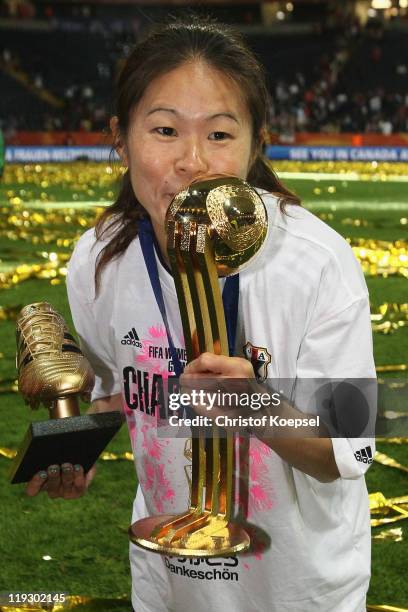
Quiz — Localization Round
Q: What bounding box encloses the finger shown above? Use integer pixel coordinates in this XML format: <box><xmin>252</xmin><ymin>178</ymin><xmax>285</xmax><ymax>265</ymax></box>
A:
<box><xmin>61</xmin><ymin>463</ymin><xmax>74</xmax><ymax>497</ymax></box>
<box><xmin>46</xmin><ymin>464</ymin><xmax>62</xmax><ymax>498</ymax></box>
<box><xmin>26</xmin><ymin>470</ymin><xmax>48</xmax><ymax>497</ymax></box>
<box><xmin>64</xmin><ymin>464</ymin><xmax>96</xmax><ymax>499</ymax></box>
<box><xmin>61</xmin><ymin>463</ymin><xmax>74</xmax><ymax>484</ymax></box>
<box><xmin>184</xmin><ymin>354</ymin><xmax>255</xmax><ymax>378</ymax></box>
<box><xmin>84</xmin><ymin>464</ymin><xmax>97</xmax><ymax>489</ymax></box>
<box><xmin>72</xmin><ymin>464</ymin><xmax>87</xmax><ymax>496</ymax></box>
<box><xmin>184</xmin><ymin>353</ymin><xmax>251</xmax><ymax>376</ymax></box>
<box><xmin>184</xmin><ymin>353</ymin><xmax>227</xmax><ymax>375</ymax></box>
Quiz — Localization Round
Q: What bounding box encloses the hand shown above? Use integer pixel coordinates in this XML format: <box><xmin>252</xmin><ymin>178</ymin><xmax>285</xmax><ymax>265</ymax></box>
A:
<box><xmin>183</xmin><ymin>353</ymin><xmax>255</xmax><ymax>379</ymax></box>
<box><xmin>181</xmin><ymin>353</ymin><xmax>255</xmax><ymax>420</ymax></box>
<box><xmin>26</xmin><ymin>463</ymin><xmax>96</xmax><ymax>499</ymax></box>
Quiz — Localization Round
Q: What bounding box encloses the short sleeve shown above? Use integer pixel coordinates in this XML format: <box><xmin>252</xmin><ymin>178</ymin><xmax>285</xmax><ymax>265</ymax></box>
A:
<box><xmin>297</xmin><ymin>297</ymin><xmax>375</xmax><ymax>379</ymax></box>
<box><xmin>331</xmin><ymin>437</ymin><xmax>375</xmax><ymax>479</ymax></box>
<box><xmin>66</xmin><ymin>238</ymin><xmax>121</xmax><ymax>401</ymax></box>
<box><xmin>296</xmin><ymin>260</ymin><xmax>376</xmax><ymax>480</ymax></box>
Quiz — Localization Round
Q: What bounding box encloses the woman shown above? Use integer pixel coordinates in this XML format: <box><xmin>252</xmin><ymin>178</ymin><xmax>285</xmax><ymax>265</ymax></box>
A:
<box><xmin>28</xmin><ymin>17</ymin><xmax>375</xmax><ymax>612</ymax></box>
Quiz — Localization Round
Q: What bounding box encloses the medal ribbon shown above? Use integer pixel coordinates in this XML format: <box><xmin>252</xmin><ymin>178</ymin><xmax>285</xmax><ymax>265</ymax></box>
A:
<box><xmin>138</xmin><ymin>217</ymin><xmax>239</xmax><ymax>377</ymax></box>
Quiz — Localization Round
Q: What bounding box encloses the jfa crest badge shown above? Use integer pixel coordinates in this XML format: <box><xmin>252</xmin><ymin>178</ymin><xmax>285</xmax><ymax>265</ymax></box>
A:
<box><xmin>243</xmin><ymin>341</ymin><xmax>271</xmax><ymax>382</ymax></box>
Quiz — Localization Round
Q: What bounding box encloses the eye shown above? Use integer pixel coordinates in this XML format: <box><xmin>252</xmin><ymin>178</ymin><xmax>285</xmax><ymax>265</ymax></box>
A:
<box><xmin>155</xmin><ymin>127</ymin><xmax>177</xmax><ymax>137</ymax></box>
<box><xmin>209</xmin><ymin>131</ymin><xmax>231</xmax><ymax>141</ymax></box>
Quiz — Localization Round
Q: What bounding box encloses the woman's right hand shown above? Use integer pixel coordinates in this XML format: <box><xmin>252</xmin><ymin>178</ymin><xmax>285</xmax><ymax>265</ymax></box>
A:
<box><xmin>26</xmin><ymin>463</ymin><xmax>96</xmax><ymax>499</ymax></box>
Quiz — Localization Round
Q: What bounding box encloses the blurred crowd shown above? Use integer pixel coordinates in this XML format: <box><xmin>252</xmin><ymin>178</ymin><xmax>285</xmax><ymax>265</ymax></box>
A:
<box><xmin>269</xmin><ymin>74</ymin><xmax>407</xmax><ymax>139</ymax></box>
<box><xmin>0</xmin><ymin>4</ymin><xmax>407</xmax><ymax>136</ymax></box>
<box><xmin>269</xmin><ymin>19</ymin><xmax>407</xmax><ymax>137</ymax></box>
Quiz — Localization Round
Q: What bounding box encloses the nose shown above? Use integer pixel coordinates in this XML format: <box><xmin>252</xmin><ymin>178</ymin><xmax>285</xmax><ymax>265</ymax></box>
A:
<box><xmin>174</xmin><ymin>137</ymin><xmax>209</xmax><ymax>179</ymax></box>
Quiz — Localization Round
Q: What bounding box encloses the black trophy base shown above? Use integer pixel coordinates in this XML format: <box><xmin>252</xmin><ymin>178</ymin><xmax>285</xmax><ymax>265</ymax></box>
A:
<box><xmin>9</xmin><ymin>411</ymin><xmax>123</xmax><ymax>484</ymax></box>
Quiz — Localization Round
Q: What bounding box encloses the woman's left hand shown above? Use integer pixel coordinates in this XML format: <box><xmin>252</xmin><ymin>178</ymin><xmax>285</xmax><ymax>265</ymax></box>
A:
<box><xmin>183</xmin><ymin>352</ymin><xmax>255</xmax><ymax>378</ymax></box>
<box><xmin>180</xmin><ymin>352</ymin><xmax>255</xmax><ymax>419</ymax></box>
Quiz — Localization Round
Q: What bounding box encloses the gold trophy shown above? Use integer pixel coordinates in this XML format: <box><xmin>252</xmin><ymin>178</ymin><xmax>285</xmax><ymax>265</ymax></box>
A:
<box><xmin>10</xmin><ymin>302</ymin><xmax>122</xmax><ymax>483</ymax></box>
<box><xmin>129</xmin><ymin>176</ymin><xmax>267</xmax><ymax>556</ymax></box>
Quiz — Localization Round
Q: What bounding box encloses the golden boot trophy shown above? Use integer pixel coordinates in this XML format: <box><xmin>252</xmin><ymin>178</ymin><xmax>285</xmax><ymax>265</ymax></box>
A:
<box><xmin>10</xmin><ymin>302</ymin><xmax>122</xmax><ymax>483</ymax></box>
<box><xmin>129</xmin><ymin>176</ymin><xmax>267</xmax><ymax>556</ymax></box>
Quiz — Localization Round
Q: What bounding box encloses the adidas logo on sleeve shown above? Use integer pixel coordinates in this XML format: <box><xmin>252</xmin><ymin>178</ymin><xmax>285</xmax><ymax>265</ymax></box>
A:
<box><xmin>121</xmin><ymin>327</ymin><xmax>142</xmax><ymax>348</ymax></box>
<box><xmin>354</xmin><ymin>446</ymin><xmax>373</xmax><ymax>464</ymax></box>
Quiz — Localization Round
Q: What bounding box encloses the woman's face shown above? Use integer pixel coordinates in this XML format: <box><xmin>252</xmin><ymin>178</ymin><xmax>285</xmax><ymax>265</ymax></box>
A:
<box><xmin>115</xmin><ymin>60</ymin><xmax>254</xmax><ymax>232</ymax></box>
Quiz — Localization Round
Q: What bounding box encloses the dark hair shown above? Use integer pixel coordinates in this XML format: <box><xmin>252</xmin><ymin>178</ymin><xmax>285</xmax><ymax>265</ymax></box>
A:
<box><xmin>95</xmin><ymin>16</ymin><xmax>300</xmax><ymax>288</ymax></box>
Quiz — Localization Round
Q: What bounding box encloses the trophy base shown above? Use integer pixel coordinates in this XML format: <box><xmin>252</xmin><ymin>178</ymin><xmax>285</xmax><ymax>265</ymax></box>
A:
<box><xmin>9</xmin><ymin>411</ymin><xmax>123</xmax><ymax>484</ymax></box>
<box><xmin>129</xmin><ymin>514</ymin><xmax>250</xmax><ymax>557</ymax></box>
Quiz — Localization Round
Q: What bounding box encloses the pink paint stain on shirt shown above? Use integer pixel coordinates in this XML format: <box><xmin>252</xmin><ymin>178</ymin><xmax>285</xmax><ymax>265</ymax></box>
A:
<box><xmin>148</xmin><ymin>324</ymin><xmax>167</xmax><ymax>339</ymax></box>
<box><xmin>235</xmin><ymin>437</ymin><xmax>275</xmax><ymax>519</ymax></box>
<box><xmin>123</xmin><ymin>405</ymin><xmax>176</xmax><ymax>509</ymax></box>
<box><xmin>122</xmin><ymin>324</ymin><xmax>178</xmax><ymax>512</ymax></box>
<box><xmin>141</xmin><ymin>422</ymin><xmax>165</xmax><ymax>460</ymax></box>
<box><xmin>241</xmin><ymin>524</ymin><xmax>270</xmax><ymax>567</ymax></box>
<box><xmin>135</xmin><ymin>324</ymin><xmax>172</xmax><ymax>380</ymax></box>
<box><xmin>122</xmin><ymin>381</ymin><xmax>159</xmax><ymax>452</ymax></box>
<box><xmin>122</xmin><ymin>394</ymin><xmax>137</xmax><ymax>448</ymax></box>
<box><xmin>248</xmin><ymin>439</ymin><xmax>274</xmax><ymax>512</ymax></box>
<box><xmin>139</xmin><ymin>417</ymin><xmax>176</xmax><ymax>509</ymax></box>
<box><xmin>139</xmin><ymin>454</ymin><xmax>175</xmax><ymax>513</ymax></box>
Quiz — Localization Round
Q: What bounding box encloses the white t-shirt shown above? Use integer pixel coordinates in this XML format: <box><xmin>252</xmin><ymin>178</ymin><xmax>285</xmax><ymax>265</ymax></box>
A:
<box><xmin>67</xmin><ymin>192</ymin><xmax>376</xmax><ymax>612</ymax></box>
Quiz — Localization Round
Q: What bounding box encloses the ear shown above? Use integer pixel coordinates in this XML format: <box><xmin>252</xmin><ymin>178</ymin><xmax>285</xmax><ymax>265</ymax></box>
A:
<box><xmin>110</xmin><ymin>116</ymin><xmax>129</xmax><ymax>167</ymax></box>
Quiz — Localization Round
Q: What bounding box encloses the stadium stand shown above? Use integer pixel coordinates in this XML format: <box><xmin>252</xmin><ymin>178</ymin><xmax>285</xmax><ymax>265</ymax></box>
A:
<box><xmin>0</xmin><ymin>6</ymin><xmax>407</xmax><ymax>135</ymax></box>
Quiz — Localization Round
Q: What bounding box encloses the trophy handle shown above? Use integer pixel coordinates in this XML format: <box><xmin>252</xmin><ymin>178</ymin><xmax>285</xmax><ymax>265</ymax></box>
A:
<box><xmin>129</xmin><ymin>220</ymin><xmax>249</xmax><ymax>556</ymax></box>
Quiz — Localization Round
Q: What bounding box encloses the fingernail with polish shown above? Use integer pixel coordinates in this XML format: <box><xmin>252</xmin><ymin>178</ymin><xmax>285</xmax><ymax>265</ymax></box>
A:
<box><xmin>48</xmin><ymin>465</ymin><xmax>60</xmax><ymax>475</ymax></box>
<box><xmin>74</xmin><ymin>464</ymin><xmax>81</xmax><ymax>472</ymax></box>
<box><xmin>61</xmin><ymin>464</ymin><xmax>73</xmax><ymax>473</ymax></box>
<box><xmin>39</xmin><ymin>471</ymin><xmax>48</xmax><ymax>479</ymax></box>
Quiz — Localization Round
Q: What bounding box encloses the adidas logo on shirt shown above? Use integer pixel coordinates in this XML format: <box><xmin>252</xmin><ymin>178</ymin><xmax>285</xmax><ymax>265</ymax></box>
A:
<box><xmin>121</xmin><ymin>327</ymin><xmax>142</xmax><ymax>348</ymax></box>
<box><xmin>354</xmin><ymin>446</ymin><xmax>373</xmax><ymax>464</ymax></box>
